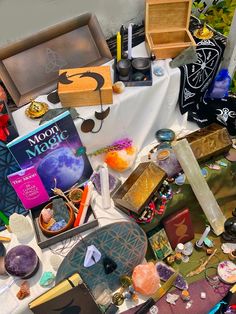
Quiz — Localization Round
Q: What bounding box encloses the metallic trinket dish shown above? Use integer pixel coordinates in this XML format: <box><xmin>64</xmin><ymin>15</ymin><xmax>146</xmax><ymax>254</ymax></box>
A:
<box><xmin>25</xmin><ymin>100</ymin><xmax>49</xmax><ymax>119</ymax></box>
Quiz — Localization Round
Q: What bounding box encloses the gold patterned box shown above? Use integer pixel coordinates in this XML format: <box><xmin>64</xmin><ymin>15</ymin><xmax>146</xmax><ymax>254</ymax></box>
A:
<box><xmin>182</xmin><ymin>124</ymin><xmax>232</xmax><ymax>162</ymax></box>
<box><xmin>113</xmin><ymin>162</ymin><xmax>166</xmax><ymax>215</ymax></box>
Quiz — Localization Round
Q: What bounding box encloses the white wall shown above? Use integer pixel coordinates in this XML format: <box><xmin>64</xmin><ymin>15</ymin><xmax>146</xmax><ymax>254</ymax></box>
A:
<box><xmin>0</xmin><ymin>0</ymin><xmax>144</xmax><ymax>46</ymax></box>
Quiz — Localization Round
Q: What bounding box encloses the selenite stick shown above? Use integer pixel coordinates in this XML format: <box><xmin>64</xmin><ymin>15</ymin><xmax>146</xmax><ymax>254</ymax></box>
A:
<box><xmin>173</xmin><ymin>139</ymin><xmax>226</xmax><ymax>235</ymax></box>
<box><xmin>79</xmin><ymin>181</ymin><xmax>93</xmax><ymax>226</ymax></box>
<box><xmin>116</xmin><ymin>32</ymin><xmax>121</xmax><ymax>62</ymax></box>
<box><xmin>196</xmin><ymin>225</ymin><xmax>211</xmax><ymax>248</ymax></box>
<box><xmin>128</xmin><ymin>23</ymin><xmax>133</xmax><ymax>60</ymax></box>
<box><xmin>100</xmin><ymin>163</ymin><xmax>111</xmax><ymax>209</ymax></box>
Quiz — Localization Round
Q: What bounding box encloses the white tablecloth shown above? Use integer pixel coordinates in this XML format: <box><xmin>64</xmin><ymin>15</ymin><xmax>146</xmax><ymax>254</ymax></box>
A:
<box><xmin>0</xmin><ymin>42</ymin><xmax>198</xmax><ymax>314</ymax></box>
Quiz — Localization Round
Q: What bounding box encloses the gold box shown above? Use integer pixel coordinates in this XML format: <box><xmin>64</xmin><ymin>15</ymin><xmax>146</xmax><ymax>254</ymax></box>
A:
<box><xmin>58</xmin><ymin>65</ymin><xmax>113</xmax><ymax>107</ymax></box>
<box><xmin>183</xmin><ymin>124</ymin><xmax>232</xmax><ymax>162</ymax></box>
<box><xmin>113</xmin><ymin>162</ymin><xmax>166</xmax><ymax>215</ymax></box>
<box><xmin>145</xmin><ymin>0</ymin><xmax>196</xmax><ymax>59</ymax></box>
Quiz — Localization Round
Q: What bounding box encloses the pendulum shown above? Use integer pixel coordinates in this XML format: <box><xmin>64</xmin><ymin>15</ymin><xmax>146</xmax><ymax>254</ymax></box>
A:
<box><xmin>112</xmin><ymin>292</ymin><xmax>125</xmax><ymax>306</ymax></box>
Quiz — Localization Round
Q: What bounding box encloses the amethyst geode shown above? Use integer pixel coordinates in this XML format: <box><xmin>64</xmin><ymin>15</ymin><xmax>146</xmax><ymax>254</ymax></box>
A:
<box><xmin>5</xmin><ymin>245</ymin><xmax>39</xmax><ymax>278</ymax></box>
<box><xmin>156</xmin><ymin>262</ymin><xmax>188</xmax><ymax>290</ymax></box>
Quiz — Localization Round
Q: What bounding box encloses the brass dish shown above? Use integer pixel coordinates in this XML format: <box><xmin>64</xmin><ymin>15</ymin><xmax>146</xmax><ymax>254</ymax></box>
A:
<box><xmin>25</xmin><ymin>100</ymin><xmax>49</xmax><ymax>119</ymax></box>
<box><xmin>193</xmin><ymin>24</ymin><xmax>214</xmax><ymax>40</ymax></box>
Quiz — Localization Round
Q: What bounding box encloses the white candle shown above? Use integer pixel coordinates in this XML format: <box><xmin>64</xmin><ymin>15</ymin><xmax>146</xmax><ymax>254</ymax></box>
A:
<box><xmin>100</xmin><ymin>163</ymin><xmax>111</xmax><ymax>209</ymax></box>
<box><xmin>173</xmin><ymin>139</ymin><xmax>226</xmax><ymax>235</ymax></box>
<box><xmin>128</xmin><ymin>23</ymin><xmax>133</xmax><ymax>60</ymax></box>
<box><xmin>197</xmin><ymin>225</ymin><xmax>211</xmax><ymax>247</ymax></box>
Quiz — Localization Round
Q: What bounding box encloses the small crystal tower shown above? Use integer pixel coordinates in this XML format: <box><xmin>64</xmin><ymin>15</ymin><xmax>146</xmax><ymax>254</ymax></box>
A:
<box><xmin>173</xmin><ymin>139</ymin><xmax>226</xmax><ymax>235</ymax></box>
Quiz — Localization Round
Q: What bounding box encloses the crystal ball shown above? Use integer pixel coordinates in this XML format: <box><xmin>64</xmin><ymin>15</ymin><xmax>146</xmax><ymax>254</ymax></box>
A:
<box><xmin>5</xmin><ymin>245</ymin><xmax>39</xmax><ymax>278</ymax></box>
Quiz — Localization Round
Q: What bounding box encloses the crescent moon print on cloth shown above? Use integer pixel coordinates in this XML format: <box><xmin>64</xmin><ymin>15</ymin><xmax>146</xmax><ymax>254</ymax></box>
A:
<box><xmin>178</xmin><ymin>16</ymin><xmax>226</xmax><ymax>114</ymax></box>
<box><xmin>58</xmin><ymin>71</ymin><xmax>110</xmax><ymax>134</ymax></box>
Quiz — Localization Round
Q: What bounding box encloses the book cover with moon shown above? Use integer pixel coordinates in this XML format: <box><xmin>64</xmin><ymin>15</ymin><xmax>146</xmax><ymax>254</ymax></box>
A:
<box><xmin>7</xmin><ymin>111</ymin><xmax>93</xmax><ymax>195</ymax></box>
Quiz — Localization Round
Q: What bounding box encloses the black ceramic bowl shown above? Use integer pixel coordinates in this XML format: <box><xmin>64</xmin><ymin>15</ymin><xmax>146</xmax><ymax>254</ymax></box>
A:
<box><xmin>117</xmin><ymin>59</ymin><xmax>131</xmax><ymax>77</ymax></box>
<box><xmin>132</xmin><ymin>58</ymin><xmax>151</xmax><ymax>73</ymax></box>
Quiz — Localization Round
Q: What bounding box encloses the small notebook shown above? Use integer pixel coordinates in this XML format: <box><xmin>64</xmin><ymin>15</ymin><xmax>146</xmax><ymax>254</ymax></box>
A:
<box><xmin>29</xmin><ymin>273</ymin><xmax>102</xmax><ymax>314</ymax></box>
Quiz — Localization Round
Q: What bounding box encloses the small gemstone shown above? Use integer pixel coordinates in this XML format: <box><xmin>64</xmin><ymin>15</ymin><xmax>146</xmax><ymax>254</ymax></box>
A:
<box><xmin>155</xmin><ymin>129</ymin><xmax>175</xmax><ymax>142</ymax></box>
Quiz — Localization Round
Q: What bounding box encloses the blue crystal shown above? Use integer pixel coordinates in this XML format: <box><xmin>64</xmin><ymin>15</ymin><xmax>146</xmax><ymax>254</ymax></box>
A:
<box><xmin>155</xmin><ymin>129</ymin><xmax>175</xmax><ymax>142</ymax></box>
<box><xmin>49</xmin><ymin>219</ymin><xmax>67</xmax><ymax>231</ymax></box>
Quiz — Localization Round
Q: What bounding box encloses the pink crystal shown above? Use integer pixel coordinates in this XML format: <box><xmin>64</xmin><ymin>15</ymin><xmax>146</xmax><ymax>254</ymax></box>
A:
<box><xmin>132</xmin><ymin>262</ymin><xmax>160</xmax><ymax>295</ymax></box>
<box><xmin>41</xmin><ymin>207</ymin><xmax>53</xmax><ymax>223</ymax></box>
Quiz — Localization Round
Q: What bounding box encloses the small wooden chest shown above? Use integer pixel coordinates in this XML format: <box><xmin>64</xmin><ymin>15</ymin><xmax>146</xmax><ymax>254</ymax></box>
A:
<box><xmin>113</xmin><ymin>162</ymin><xmax>166</xmax><ymax>215</ymax></box>
<box><xmin>58</xmin><ymin>66</ymin><xmax>113</xmax><ymax>107</ymax></box>
<box><xmin>145</xmin><ymin>0</ymin><xmax>196</xmax><ymax>59</ymax></box>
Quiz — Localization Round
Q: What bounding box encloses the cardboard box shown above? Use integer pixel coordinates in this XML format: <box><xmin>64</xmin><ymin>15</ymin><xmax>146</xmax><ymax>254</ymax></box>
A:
<box><xmin>145</xmin><ymin>0</ymin><xmax>196</xmax><ymax>59</ymax></box>
<box><xmin>58</xmin><ymin>66</ymin><xmax>113</xmax><ymax>107</ymax></box>
<box><xmin>113</xmin><ymin>162</ymin><xmax>166</xmax><ymax>215</ymax></box>
<box><xmin>183</xmin><ymin>123</ymin><xmax>232</xmax><ymax>162</ymax></box>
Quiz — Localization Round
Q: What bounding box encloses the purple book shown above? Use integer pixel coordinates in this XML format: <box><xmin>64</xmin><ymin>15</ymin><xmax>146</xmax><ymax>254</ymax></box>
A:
<box><xmin>7</xmin><ymin>111</ymin><xmax>93</xmax><ymax>196</ymax></box>
<box><xmin>8</xmin><ymin>166</ymin><xmax>49</xmax><ymax>209</ymax></box>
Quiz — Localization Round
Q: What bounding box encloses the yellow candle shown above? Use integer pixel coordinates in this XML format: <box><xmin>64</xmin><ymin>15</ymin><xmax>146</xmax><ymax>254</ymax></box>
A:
<box><xmin>116</xmin><ymin>32</ymin><xmax>121</xmax><ymax>62</ymax></box>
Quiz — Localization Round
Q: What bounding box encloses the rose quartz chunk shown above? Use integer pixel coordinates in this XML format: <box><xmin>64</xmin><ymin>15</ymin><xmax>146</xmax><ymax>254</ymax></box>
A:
<box><xmin>132</xmin><ymin>262</ymin><xmax>160</xmax><ymax>295</ymax></box>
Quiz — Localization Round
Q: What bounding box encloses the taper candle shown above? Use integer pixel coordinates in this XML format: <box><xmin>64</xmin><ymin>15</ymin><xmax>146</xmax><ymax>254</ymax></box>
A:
<box><xmin>100</xmin><ymin>163</ymin><xmax>111</xmax><ymax>209</ymax></box>
<box><xmin>128</xmin><ymin>23</ymin><xmax>133</xmax><ymax>59</ymax></box>
<box><xmin>173</xmin><ymin>139</ymin><xmax>226</xmax><ymax>235</ymax></box>
<box><xmin>79</xmin><ymin>181</ymin><xmax>93</xmax><ymax>226</ymax></box>
<box><xmin>116</xmin><ymin>32</ymin><xmax>121</xmax><ymax>62</ymax></box>
<box><xmin>120</xmin><ymin>25</ymin><xmax>124</xmax><ymax>57</ymax></box>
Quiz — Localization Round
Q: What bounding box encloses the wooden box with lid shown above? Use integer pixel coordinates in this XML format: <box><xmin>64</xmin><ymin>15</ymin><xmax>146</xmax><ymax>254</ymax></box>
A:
<box><xmin>145</xmin><ymin>0</ymin><xmax>196</xmax><ymax>59</ymax></box>
<box><xmin>58</xmin><ymin>65</ymin><xmax>113</xmax><ymax>107</ymax></box>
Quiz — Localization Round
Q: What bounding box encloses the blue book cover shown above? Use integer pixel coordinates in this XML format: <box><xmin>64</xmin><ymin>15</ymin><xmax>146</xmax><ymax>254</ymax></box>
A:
<box><xmin>7</xmin><ymin>111</ymin><xmax>93</xmax><ymax>195</ymax></box>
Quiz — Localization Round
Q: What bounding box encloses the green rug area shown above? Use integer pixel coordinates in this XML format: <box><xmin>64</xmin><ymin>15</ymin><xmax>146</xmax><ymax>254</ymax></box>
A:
<box><xmin>143</xmin><ymin>156</ymin><xmax>236</xmax><ymax>286</ymax></box>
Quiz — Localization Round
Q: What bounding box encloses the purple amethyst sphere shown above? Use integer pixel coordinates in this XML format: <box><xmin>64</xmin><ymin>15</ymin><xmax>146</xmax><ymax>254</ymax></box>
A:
<box><xmin>5</xmin><ymin>245</ymin><xmax>39</xmax><ymax>278</ymax></box>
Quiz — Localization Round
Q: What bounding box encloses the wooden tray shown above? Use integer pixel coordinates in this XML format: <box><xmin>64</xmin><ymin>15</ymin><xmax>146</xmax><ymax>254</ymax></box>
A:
<box><xmin>113</xmin><ymin>58</ymin><xmax>153</xmax><ymax>87</ymax></box>
<box><xmin>30</xmin><ymin>198</ymin><xmax>98</xmax><ymax>249</ymax></box>
<box><xmin>0</xmin><ymin>13</ymin><xmax>112</xmax><ymax>107</ymax></box>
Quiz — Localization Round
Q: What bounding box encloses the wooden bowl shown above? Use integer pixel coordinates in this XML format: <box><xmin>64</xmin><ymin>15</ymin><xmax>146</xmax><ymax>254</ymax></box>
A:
<box><xmin>68</xmin><ymin>188</ymin><xmax>83</xmax><ymax>204</ymax></box>
<box><xmin>39</xmin><ymin>202</ymin><xmax>75</xmax><ymax>237</ymax></box>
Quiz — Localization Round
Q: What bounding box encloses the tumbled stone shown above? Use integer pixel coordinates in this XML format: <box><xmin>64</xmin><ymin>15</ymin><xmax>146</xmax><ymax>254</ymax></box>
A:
<box><xmin>155</xmin><ymin>129</ymin><xmax>175</xmax><ymax>142</ymax></box>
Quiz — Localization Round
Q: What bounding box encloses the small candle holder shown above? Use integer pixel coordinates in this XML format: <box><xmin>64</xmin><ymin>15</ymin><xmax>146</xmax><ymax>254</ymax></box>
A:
<box><xmin>114</xmin><ymin>57</ymin><xmax>153</xmax><ymax>87</ymax></box>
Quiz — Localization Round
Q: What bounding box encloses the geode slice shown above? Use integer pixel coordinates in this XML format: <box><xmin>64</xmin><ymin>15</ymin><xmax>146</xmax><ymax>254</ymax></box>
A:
<box><xmin>156</xmin><ymin>261</ymin><xmax>188</xmax><ymax>290</ymax></box>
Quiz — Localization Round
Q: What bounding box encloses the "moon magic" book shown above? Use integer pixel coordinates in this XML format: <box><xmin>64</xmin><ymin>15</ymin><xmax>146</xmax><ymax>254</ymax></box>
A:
<box><xmin>7</xmin><ymin>111</ymin><xmax>93</xmax><ymax>196</ymax></box>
